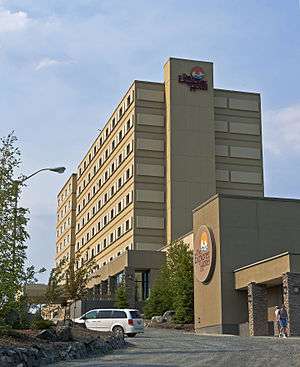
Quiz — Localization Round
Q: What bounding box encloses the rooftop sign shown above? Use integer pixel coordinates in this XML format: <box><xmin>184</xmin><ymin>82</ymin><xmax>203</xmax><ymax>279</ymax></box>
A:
<box><xmin>178</xmin><ymin>66</ymin><xmax>208</xmax><ymax>91</ymax></box>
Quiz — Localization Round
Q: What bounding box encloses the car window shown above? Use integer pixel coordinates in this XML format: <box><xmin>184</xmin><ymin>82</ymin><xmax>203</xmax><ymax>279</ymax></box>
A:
<box><xmin>112</xmin><ymin>310</ymin><xmax>127</xmax><ymax>319</ymax></box>
<box><xmin>98</xmin><ymin>310</ymin><xmax>113</xmax><ymax>319</ymax></box>
<box><xmin>129</xmin><ymin>310</ymin><xmax>141</xmax><ymax>319</ymax></box>
<box><xmin>84</xmin><ymin>310</ymin><xmax>98</xmax><ymax>319</ymax></box>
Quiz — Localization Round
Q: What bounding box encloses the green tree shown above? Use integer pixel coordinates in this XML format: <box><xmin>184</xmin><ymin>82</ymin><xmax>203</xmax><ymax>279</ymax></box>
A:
<box><xmin>167</xmin><ymin>241</ymin><xmax>194</xmax><ymax>323</ymax></box>
<box><xmin>144</xmin><ymin>241</ymin><xmax>194</xmax><ymax>323</ymax></box>
<box><xmin>115</xmin><ymin>281</ymin><xmax>129</xmax><ymax>308</ymax></box>
<box><xmin>143</xmin><ymin>265</ymin><xmax>172</xmax><ymax>319</ymax></box>
<box><xmin>46</xmin><ymin>255</ymin><xmax>96</xmax><ymax>305</ymax></box>
<box><xmin>0</xmin><ymin>132</ymin><xmax>44</xmax><ymax>323</ymax></box>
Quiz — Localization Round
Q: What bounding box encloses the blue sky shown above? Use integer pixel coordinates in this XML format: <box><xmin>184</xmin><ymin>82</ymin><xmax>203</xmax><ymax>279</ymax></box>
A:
<box><xmin>0</xmin><ymin>0</ymin><xmax>299</xmax><ymax>282</ymax></box>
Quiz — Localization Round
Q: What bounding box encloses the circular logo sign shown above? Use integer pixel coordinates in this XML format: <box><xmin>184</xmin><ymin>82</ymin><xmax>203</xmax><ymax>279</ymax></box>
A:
<box><xmin>191</xmin><ymin>66</ymin><xmax>205</xmax><ymax>80</ymax></box>
<box><xmin>194</xmin><ymin>225</ymin><xmax>216</xmax><ymax>284</ymax></box>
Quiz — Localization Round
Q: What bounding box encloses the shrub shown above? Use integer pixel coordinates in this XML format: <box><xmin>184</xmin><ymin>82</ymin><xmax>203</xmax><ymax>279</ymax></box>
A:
<box><xmin>115</xmin><ymin>282</ymin><xmax>129</xmax><ymax>309</ymax></box>
<box><xmin>143</xmin><ymin>241</ymin><xmax>194</xmax><ymax>324</ymax></box>
<box><xmin>31</xmin><ymin>319</ymin><xmax>54</xmax><ymax>330</ymax></box>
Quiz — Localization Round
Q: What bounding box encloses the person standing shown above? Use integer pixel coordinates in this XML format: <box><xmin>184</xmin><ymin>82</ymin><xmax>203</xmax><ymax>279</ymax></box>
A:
<box><xmin>279</xmin><ymin>305</ymin><xmax>288</xmax><ymax>338</ymax></box>
<box><xmin>275</xmin><ymin>306</ymin><xmax>281</xmax><ymax>337</ymax></box>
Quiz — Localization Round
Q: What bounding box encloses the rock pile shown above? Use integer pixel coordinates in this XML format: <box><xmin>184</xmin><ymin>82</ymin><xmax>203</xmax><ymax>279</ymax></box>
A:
<box><xmin>0</xmin><ymin>325</ymin><xmax>127</xmax><ymax>367</ymax></box>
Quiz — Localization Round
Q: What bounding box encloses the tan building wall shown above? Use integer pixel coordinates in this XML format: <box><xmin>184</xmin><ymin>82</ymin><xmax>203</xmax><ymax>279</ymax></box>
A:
<box><xmin>193</xmin><ymin>194</ymin><xmax>300</xmax><ymax>334</ymax></box>
<box><xmin>55</xmin><ymin>173</ymin><xmax>77</xmax><ymax>272</ymax></box>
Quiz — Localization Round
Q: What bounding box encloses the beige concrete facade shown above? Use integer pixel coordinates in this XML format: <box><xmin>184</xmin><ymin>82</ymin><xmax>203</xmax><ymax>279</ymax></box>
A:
<box><xmin>55</xmin><ymin>57</ymin><xmax>264</xmax><ymax>306</ymax></box>
<box><xmin>193</xmin><ymin>194</ymin><xmax>300</xmax><ymax>335</ymax></box>
<box><xmin>55</xmin><ymin>173</ymin><xmax>77</xmax><ymax>272</ymax></box>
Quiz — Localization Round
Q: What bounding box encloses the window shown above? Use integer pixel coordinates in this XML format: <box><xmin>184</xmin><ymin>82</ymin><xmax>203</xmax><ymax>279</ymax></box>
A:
<box><xmin>111</xmin><ymin>163</ymin><xmax>115</xmax><ymax>173</ymax></box>
<box><xmin>119</xmin><ymin>107</ymin><xmax>123</xmax><ymax>118</ymax></box>
<box><xmin>112</xmin><ymin>118</ymin><xmax>116</xmax><ymax>128</ymax></box>
<box><xmin>118</xmin><ymin>202</ymin><xmax>122</xmax><ymax>212</ymax></box>
<box><xmin>99</xmin><ymin>158</ymin><xmax>102</xmax><ymax>166</ymax></box>
<box><xmin>130</xmin><ymin>310</ymin><xmax>142</xmax><ymax>319</ymax></box>
<box><xmin>111</xmin><ymin>186</ymin><xmax>115</xmax><ymax>196</ymax></box>
<box><xmin>93</xmin><ymin>206</ymin><xmax>96</xmax><ymax>215</ymax></box>
<box><xmin>104</xmin><ymin>193</ymin><xmax>108</xmax><ymax>203</ymax></box>
<box><xmin>126</xmin><ymin>143</ymin><xmax>131</xmax><ymax>155</ymax></box>
<box><xmin>98</xmin><ymin>310</ymin><xmax>112</xmax><ymax>319</ymax></box>
<box><xmin>127</xmin><ymin>95</ymin><xmax>131</xmax><ymax>107</ymax></box>
<box><xmin>94</xmin><ymin>146</ymin><xmax>97</xmax><ymax>155</ymax></box>
<box><xmin>86</xmin><ymin>233</ymin><xmax>89</xmax><ymax>241</ymax></box>
<box><xmin>89</xmin><ymin>153</ymin><xmax>92</xmax><ymax>162</ymax></box>
<box><xmin>92</xmin><ymin>227</ymin><xmax>95</xmax><ymax>236</ymax></box>
<box><xmin>126</xmin><ymin>169</ymin><xmax>130</xmax><ymax>180</ymax></box>
<box><xmin>99</xmin><ymin>137</ymin><xmax>102</xmax><ymax>146</ymax></box>
<box><xmin>105</xmin><ymin>171</ymin><xmax>108</xmax><ymax>181</ymax></box>
<box><xmin>135</xmin><ymin>272</ymin><xmax>149</xmax><ymax>301</ymax></box>
<box><xmin>117</xmin><ymin>226</ymin><xmax>121</xmax><ymax>237</ymax></box>
<box><xmin>112</xmin><ymin>140</ymin><xmax>115</xmax><ymax>150</ymax></box>
<box><xmin>113</xmin><ymin>310</ymin><xmax>126</xmax><ymax>319</ymax></box>
<box><xmin>103</xmin><ymin>238</ymin><xmax>107</xmax><ymax>248</ymax></box>
<box><xmin>111</xmin><ymin>209</ymin><xmax>114</xmax><ymax>219</ymax></box>
<box><xmin>118</xmin><ymin>177</ymin><xmax>122</xmax><ymax>188</ymax></box>
<box><xmin>110</xmin><ymin>256</ymin><xmax>113</xmax><ymax>261</ymax></box>
<box><xmin>105</xmin><ymin>149</ymin><xmax>108</xmax><ymax>159</ymax></box>
<box><xmin>118</xmin><ymin>154</ymin><xmax>122</xmax><ymax>164</ymax></box>
<box><xmin>87</xmin><ymin>212</ymin><xmax>90</xmax><ymax>221</ymax></box>
<box><xmin>88</xmin><ymin>173</ymin><xmax>91</xmax><ymax>182</ymax></box>
<box><xmin>83</xmin><ymin>199</ymin><xmax>86</xmax><ymax>207</ymax></box>
<box><xmin>99</xmin><ymin>179</ymin><xmax>102</xmax><ymax>187</ymax></box>
<box><xmin>125</xmin><ymin>219</ymin><xmax>130</xmax><ymax>231</ymax></box>
<box><xmin>119</xmin><ymin>131</ymin><xmax>123</xmax><ymax>141</ymax></box>
<box><xmin>97</xmin><ymin>222</ymin><xmax>101</xmax><ymax>231</ymax></box>
<box><xmin>104</xmin><ymin>216</ymin><xmax>107</xmax><ymax>225</ymax></box>
<box><xmin>97</xmin><ymin>244</ymin><xmax>100</xmax><ymax>253</ymax></box>
<box><xmin>83</xmin><ymin>180</ymin><xmax>86</xmax><ymax>188</ymax></box>
<box><xmin>93</xmin><ymin>186</ymin><xmax>96</xmax><ymax>195</ymax></box>
<box><xmin>91</xmin><ymin>248</ymin><xmax>94</xmax><ymax>257</ymax></box>
<box><xmin>88</xmin><ymin>193</ymin><xmax>91</xmax><ymax>201</ymax></box>
<box><xmin>127</xmin><ymin>120</ymin><xmax>130</xmax><ymax>130</ymax></box>
<box><xmin>84</xmin><ymin>310</ymin><xmax>98</xmax><ymax>320</ymax></box>
<box><xmin>105</xmin><ymin>128</ymin><xmax>108</xmax><ymax>138</ymax></box>
<box><xmin>126</xmin><ymin>194</ymin><xmax>130</xmax><ymax>205</ymax></box>
<box><xmin>110</xmin><ymin>233</ymin><xmax>114</xmax><ymax>243</ymax></box>
<box><xmin>94</xmin><ymin>166</ymin><xmax>96</xmax><ymax>175</ymax></box>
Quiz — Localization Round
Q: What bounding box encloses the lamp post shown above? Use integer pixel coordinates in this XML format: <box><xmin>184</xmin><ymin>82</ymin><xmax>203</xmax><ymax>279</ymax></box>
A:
<box><xmin>12</xmin><ymin>166</ymin><xmax>66</xmax><ymax>272</ymax></box>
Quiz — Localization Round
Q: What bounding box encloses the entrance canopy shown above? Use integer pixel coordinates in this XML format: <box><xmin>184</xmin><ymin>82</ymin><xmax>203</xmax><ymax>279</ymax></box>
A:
<box><xmin>234</xmin><ymin>252</ymin><xmax>300</xmax><ymax>290</ymax></box>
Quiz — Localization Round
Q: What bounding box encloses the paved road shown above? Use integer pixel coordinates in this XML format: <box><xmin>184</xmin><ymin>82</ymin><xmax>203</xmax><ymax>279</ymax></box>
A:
<box><xmin>53</xmin><ymin>328</ymin><xmax>300</xmax><ymax>367</ymax></box>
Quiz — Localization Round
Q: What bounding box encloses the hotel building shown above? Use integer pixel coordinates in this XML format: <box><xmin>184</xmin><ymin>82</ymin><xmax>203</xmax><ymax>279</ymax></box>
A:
<box><xmin>55</xmin><ymin>57</ymin><xmax>266</xmax><ymax>313</ymax></box>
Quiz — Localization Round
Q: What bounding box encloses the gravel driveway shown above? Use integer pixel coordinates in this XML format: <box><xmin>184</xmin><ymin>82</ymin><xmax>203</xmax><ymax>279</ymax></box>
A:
<box><xmin>53</xmin><ymin>328</ymin><xmax>300</xmax><ymax>367</ymax></box>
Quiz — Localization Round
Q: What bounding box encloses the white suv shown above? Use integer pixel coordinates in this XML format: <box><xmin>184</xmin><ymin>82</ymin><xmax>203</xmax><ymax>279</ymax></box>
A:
<box><xmin>74</xmin><ymin>308</ymin><xmax>144</xmax><ymax>337</ymax></box>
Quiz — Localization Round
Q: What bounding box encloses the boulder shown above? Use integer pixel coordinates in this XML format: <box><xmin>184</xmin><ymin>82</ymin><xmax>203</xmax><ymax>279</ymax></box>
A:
<box><xmin>56</xmin><ymin>326</ymin><xmax>73</xmax><ymax>342</ymax></box>
<box><xmin>151</xmin><ymin>315</ymin><xmax>164</xmax><ymax>323</ymax></box>
<box><xmin>36</xmin><ymin>329</ymin><xmax>57</xmax><ymax>341</ymax></box>
<box><xmin>162</xmin><ymin>310</ymin><xmax>175</xmax><ymax>322</ymax></box>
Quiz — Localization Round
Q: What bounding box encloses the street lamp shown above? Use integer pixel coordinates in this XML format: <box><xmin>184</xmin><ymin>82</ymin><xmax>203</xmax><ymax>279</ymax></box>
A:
<box><xmin>12</xmin><ymin>166</ymin><xmax>66</xmax><ymax>272</ymax></box>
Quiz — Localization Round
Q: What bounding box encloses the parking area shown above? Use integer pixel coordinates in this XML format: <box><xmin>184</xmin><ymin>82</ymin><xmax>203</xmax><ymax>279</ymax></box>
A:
<box><xmin>53</xmin><ymin>327</ymin><xmax>300</xmax><ymax>367</ymax></box>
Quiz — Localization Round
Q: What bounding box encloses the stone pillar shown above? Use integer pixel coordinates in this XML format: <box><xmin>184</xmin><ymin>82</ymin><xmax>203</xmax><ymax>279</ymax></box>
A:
<box><xmin>282</xmin><ymin>272</ymin><xmax>300</xmax><ymax>336</ymax></box>
<box><xmin>248</xmin><ymin>282</ymin><xmax>268</xmax><ymax>336</ymax></box>
<box><xmin>100</xmin><ymin>280</ymin><xmax>108</xmax><ymax>296</ymax></box>
<box><xmin>124</xmin><ymin>267</ymin><xmax>135</xmax><ymax>308</ymax></box>
<box><xmin>108</xmin><ymin>276</ymin><xmax>116</xmax><ymax>298</ymax></box>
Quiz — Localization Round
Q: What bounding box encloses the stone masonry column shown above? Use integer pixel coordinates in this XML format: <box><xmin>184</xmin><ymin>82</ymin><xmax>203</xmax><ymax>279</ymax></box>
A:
<box><xmin>282</xmin><ymin>272</ymin><xmax>300</xmax><ymax>336</ymax></box>
<box><xmin>248</xmin><ymin>282</ymin><xmax>268</xmax><ymax>336</ymax></box>
<box><xmin>100</xmin><ymin>280</ymin><xmax>108</xmax><ymax>296</ymax></box>
<box><xmin>107</xmin><ymin>276</ymin><xmax>116</xmax><ymax>298</ymax></box>
<box><xmin>124</xmin><ymin>267</ymin><xmax>135</xmax><ymax>308</ymax></box>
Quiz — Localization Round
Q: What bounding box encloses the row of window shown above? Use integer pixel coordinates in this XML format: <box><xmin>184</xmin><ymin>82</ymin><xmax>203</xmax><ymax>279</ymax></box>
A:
<box><xmin>76</xmin><ymin>165</ymin><xmax>134</xmax><ymax>233</ymax></box>
<box><xmin>77</xmin><ymin>118</ymin><xmax>133</xmax><ymax>198</ymax></box>
<box><xmin>58</xmin><ymin>182</ymin><xmax>73</xmax><ymax>206</ymax></box>
<box><xmin>57</xmin><ymin>200</ymin><xmax>72</xmax><ymax>223</ymax></box>
<box><xmin>78</xmin><ymin>91</ymin><xmax>134</xmax><ymax>179</ymax></box>
<box><xmin>76</xmin><ymin>217</ymin><xmax>133</xmax><ymax>269</ymax></box>
<box><xmin>56</xmin><ymin>233</ymin><xmax>71</xmax><ymax>254</ymax></box>
<box><xmin>57</xmin><ymin>216</ymin><xmax>72</xmax><ymax>238</ymax></box>
<box><xmin>76</xmin><ymin>190</ymin><xmax>133</xmax><ymax>251</ymax></box>
<box><xmin>56</xmin><ymin>251</ymin><xmax>70</xmax><ymax>267</ymax></box>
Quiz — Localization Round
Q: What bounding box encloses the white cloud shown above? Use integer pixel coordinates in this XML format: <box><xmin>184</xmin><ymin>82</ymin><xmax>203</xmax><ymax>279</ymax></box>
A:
<box><xmin>35</xmin><ymin>57</ymin><xmax>73</xmax><ymax>71</ymax></box>
<box><xmin>264</xmin><ymin>104</ymin><xmax>300</xmax><ymax>155</ymax></box>
<box><xmin>0</xmin><ymin>9</ymin><xmax>29</xmax><ymax>32</ymax></box>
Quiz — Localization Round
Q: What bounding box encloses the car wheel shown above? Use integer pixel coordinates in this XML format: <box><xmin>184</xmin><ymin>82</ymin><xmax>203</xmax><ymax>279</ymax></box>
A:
<box><xmin>113</xmin><ymin>326</ymin><xmax>124</xmax><ymax>337</ymax></box>
<box><xmin>127</xmin><ymin>333</ymin><xmax>137</xmax><ymax>337</ymax></box>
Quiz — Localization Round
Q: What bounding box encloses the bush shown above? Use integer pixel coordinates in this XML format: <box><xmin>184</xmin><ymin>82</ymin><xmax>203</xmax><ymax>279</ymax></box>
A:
<box><xmin>115</xmin><ymin>282</ymin><xmax>129</xmax><ymax>308</ymax></box>
<box><xmin>143</xmin><ymin>241</ymin><xmax>194</xmax><ymax>324</ymax></box>
<box><xmin>31</xmin><ymin>319</ymin><xmax>54</xmax><ymax>330</ymax></box>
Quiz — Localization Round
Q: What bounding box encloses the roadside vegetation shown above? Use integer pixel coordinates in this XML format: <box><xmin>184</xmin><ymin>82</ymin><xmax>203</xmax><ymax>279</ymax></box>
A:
<box><xmin>0</xmin><ymin>132</ymin><xmax>45</xmax><ymax>332</ymax></box>
<box><xmin>144</xmin><ymin>241</ymin><xmax>194</xmax><ymax>324</ymax></box>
